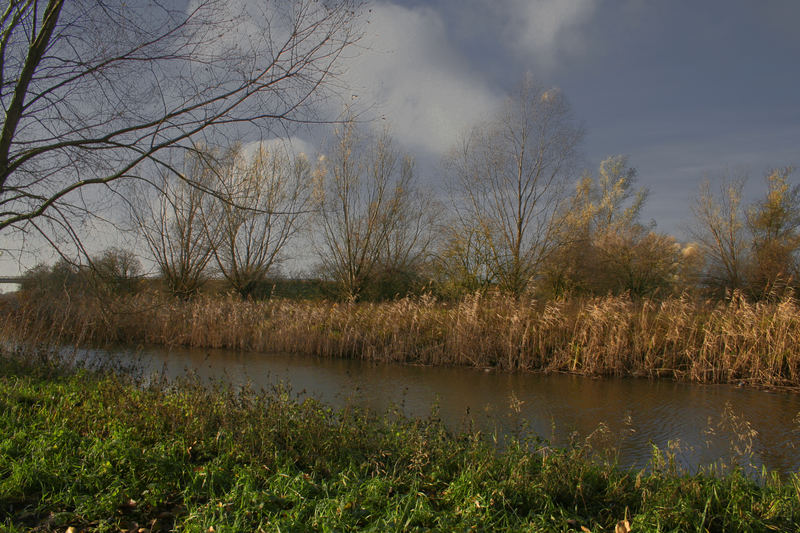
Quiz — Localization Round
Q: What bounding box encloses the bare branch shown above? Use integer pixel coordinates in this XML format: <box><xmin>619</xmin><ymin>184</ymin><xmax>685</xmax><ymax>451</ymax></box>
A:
<box><xmin>445</xmin><ymin>78</ymin><xmax>583</xmax><ymax>295</ymax></box>
<box><xmin>1</xmin><ymin>0</ymin><xmax>361</xmax><ymax>255</ymax></box>
<box><xmin>314</xmin><ymin>120</ymin><xmax>437</xmax><ymax>300</ymax></box>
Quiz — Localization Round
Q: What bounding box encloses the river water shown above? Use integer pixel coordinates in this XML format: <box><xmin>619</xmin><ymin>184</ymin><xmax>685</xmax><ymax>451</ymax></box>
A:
<box><xmin>69</xmin><ymin>345</ymin><xmax>800</xmax><ymax>476</ymax></box>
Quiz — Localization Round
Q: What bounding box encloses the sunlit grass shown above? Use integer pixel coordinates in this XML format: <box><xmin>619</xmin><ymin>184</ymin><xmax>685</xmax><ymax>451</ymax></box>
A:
<box><xmin>1</xmin><ymin>353</ymin><xmax>798</xmax><ymax>532</ymax></box>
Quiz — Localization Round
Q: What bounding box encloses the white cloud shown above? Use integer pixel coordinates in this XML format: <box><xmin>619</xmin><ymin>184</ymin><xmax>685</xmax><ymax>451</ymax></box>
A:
<box><xmin>505</xmin><ymin>0</ymin><xmax>596</xmax><ymax>66</ymax></box>
<box><xmin>184</xmin><ymin>0</ymin><xmax>502</xmax><ymax>158</ymax></box>
<box><xmin>184</xmin><ymin>0</ymin><xmax>597</xmax><ymax>159</ymax></box>
<box><xmin>240</xmin><ymin>137</ymin><xmax>316</xmax><ymax>161</ymax></box>
<box><xmin>334</xmin><ymin>1</ymin><xmax>598</xmax><ymax>155</ymax></box>
<box><xmin>339</xmin><ymin>2</ymin><xmax>501</xmax><ymax>156</ymax></box>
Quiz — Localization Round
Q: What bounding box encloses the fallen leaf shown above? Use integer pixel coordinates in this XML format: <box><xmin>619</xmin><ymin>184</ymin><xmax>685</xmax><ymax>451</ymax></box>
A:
<box><xmin>119</xmin><ymin>499</ymin><xmax>137</xmax><ymax>511</ymax></box>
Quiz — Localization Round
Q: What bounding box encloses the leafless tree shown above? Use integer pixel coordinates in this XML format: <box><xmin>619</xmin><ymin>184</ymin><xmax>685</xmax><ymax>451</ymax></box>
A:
<box><xmin>690</xmin><ymin>176</ymin><xmax>749</xmax><ymax>291</ymax></box>
<box><xmin>0</xmin><ymin>0</ymin><xmax>360</xmax><ymax>255</ymax></box>
<box><xmin>131</xmin><ymin>150</ymin><xmax>220</xmax><ymax>299</ymax></box>
<box><xmin>211</xmin><ymin>142</ymin><xmax>312</xmax><ymax>298</ymax></box>
<box><xmin>432</xmin><ymin>216</ymin><xmax>494</xmax><ymax>297</ymax></box>
<box><xmin>380</xmin><ymin>175</ymin><xmax>439</xmax><ymax>273</ymax></box>
<box><xmin>90</xmin><ymin>247</ymin><xmax>143</xmax><ymax>295</ymax></box>
<box><xmin>314</xmin><ymin>121</ymin><xmax>436</xmax><ymax>300</ymax></box>
<box><xmin>445</xmin><ymin>77</ymin><xmax>584</xmax><ymax>295</ymax></box>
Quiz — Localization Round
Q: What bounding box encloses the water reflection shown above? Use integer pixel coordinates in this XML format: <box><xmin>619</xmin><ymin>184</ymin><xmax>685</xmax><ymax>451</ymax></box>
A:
<box><xmin>71</xmin><ymin>345</ymin><xmax>800</xmax><ymax>475</ymax></box>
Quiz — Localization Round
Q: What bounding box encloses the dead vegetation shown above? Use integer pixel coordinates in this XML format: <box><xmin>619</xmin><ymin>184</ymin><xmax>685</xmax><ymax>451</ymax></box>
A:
<box><xmin>5</xmin><ymin>290</ymin><xmax>800</xmax><ymax>389</ymax></box>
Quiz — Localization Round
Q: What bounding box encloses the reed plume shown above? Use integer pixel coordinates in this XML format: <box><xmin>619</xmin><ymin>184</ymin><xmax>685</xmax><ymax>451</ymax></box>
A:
<box><xmin>3</xmin><ymin>290</ymin><xmax>799</xmax><ymax>388</ymax></box>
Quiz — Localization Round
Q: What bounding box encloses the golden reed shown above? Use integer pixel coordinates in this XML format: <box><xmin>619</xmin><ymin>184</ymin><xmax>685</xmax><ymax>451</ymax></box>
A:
<box><xmin>3</xmin><ymin>291</ymin><xmax>799</xmax><ymax>388</ymax></box>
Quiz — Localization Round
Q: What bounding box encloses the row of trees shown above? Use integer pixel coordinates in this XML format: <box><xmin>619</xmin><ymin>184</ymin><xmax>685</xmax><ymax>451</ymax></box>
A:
<box><xmin>3</xmin><ymin>2</ymin><xmax>796</xmax><ymax>302</ymax></box>
<box><xmin>692</xmin><ymin>168</ymin><xmax>800</xmax><ymax>297</ymax></box>
<box><xmin>118</xmin><ymin>117</ymin><xmax>438</xmax><ymax>300</ymax></box>
<box><xmin>130</xmin><ymin>144</ymin><xmax>313</xmax><ymax>299</ymax></box>
<box><xmin>25</xmin><ymin>81</ymin><xmax>797</xmax><ymax>302</ymax></box>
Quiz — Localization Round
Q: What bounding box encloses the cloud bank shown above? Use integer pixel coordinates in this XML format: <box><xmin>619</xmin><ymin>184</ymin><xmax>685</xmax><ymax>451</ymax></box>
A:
<box><xmin>505</xmin><ymin>0</ymin><xmax>596</xmax><ymax>65</ymax></box>
<box><xmin>336</xmin><ymin>0</ymin><xmax>598</xmax><ymax>157</ymax></box>
<box><xmin>339</xmin><ymin>2</ymin><xmax>500</xmax><ymax>156</ymax></box>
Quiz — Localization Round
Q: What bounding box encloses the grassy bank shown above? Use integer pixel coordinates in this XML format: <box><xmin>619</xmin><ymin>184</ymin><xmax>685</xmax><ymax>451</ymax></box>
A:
<box><xmin>1</xmin><ymin>353</ymin><xmax>798</xmax><ymax>532</ymax></box>
<box><xmin>4</xmin><ymin>291</ymin><xmax>800</xmax><ymax>388</ymax></box>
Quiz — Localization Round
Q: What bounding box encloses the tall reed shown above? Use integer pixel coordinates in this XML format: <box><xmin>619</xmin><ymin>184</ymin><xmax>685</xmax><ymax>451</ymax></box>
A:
<box><xmin>3</xmin><ymin>290</ymin><xmax>799</xmax><ymax>387</ymax></box>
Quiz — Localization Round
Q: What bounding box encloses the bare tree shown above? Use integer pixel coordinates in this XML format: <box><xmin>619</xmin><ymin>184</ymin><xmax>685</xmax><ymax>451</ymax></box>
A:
<box><xmin>132</xmin><ymin>151</ymin><xmax>220</xmax><ymax>299</ymax></box>
<box><xmin>211</xmin><ymin>143</ymin><xmax>312</xmax><ymax>298</ymax></box>
<box><xmin>0</xmin><ymin>0</ymin><xmax>360</xmax><ymax>253</ymax></box>
<box><xmin>446</xmin><ymin>77</ymin><xmax>584</xmax><ymax>295</ymax></box>
<box><xmin>90</xmin><ymin>247</ymin><xmax>143</xmax><ymax>296</ymax></box>
<box><xmin>538</xmin><ymin>173</ymin><xmax>595</xmax><ymax>296</ymax></box>
<box><xmin>690</xmin><ymin>176</ymin><xmax>749</xmax><ymax>291</ymax></box>
<box><xmin>379</xmin><ymin>170</ymin><xmax>439</xmax><ymax>271</ymax></box>
<box><xmin>432</xmin><ymin>216</ymin><xmax>494</xmax><ymax>297</ymax></box>
<box><xmin>314</xmin><ymin>121</ymin><xmax>436</xmax><ymax>300</ymax></box>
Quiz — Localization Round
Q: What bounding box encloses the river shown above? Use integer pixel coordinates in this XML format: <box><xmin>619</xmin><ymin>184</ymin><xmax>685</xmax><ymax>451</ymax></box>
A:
<box><xmin>67</xmin><ymin>345</ymin><xmax>800</xmax><ymax>476</ymax></box>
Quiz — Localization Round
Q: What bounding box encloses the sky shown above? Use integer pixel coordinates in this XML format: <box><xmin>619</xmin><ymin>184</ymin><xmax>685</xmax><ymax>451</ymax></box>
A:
<box><xmin>323</xmin><ymin>0</ymin><xmax>800</xmax><ymax>231</ymax></box>
<box><xmin>1</xmin><ymin>0</ymin><xmax>799</xmax><ymax>279</ymax></box>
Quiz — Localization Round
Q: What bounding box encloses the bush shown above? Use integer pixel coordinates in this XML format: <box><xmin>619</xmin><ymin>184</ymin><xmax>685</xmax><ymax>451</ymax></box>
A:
<box><xmin>19</xmin><ymin>259</ymin><xmax>88</xmax><ymax>298</ymax></box>
<box><xmin>90</xmin><ymin>248</ymin><xmax>143</xmax><ymax>296</ymax></box>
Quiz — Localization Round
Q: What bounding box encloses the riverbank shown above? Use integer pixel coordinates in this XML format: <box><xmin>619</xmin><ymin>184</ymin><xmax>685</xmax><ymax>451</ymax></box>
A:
<box><xmin>1</xmin><ymin>352</ymin><xmax>798</xmax><ymax>532</ymax></box>
<box><xmin>4</xmin><ymin>291</ymin><xmax>800</xmax><ymax>389</ymax></box>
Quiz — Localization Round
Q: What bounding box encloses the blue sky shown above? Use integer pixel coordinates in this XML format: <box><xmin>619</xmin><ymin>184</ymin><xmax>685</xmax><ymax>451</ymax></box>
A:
<box><xmin>331</xmin><ymin>0</ymin><xmax>800</xmax><ymax>233</ymax></box>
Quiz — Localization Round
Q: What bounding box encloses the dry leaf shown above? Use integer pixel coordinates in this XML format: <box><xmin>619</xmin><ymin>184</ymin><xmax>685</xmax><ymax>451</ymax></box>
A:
<box><xmin>615</xmin><ymin>519</ymin><xmax>632</xmax><ymax>533</ymax></box>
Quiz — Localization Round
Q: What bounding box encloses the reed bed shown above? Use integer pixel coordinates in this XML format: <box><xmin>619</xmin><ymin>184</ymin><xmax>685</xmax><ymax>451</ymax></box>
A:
<box><xmin>4</xmin><ymin>290</ymin><xmax>800</xmax><ymax>388</ymax></box>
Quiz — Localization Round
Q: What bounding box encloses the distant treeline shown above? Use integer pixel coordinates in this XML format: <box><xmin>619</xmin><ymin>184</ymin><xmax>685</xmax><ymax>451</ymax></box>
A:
<box><xmin>16</xmin><ymin>159</ymin><xmax>800</xmax><ymax>307</ymax></box>
<box><xmin>15</xmin><ymin>80</ymin><xmax>800</xmax><ymax>304</ymax></box>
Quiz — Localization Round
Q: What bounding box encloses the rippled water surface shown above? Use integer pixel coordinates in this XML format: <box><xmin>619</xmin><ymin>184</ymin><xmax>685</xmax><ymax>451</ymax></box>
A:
<box><xmin>72</xmin><ymin>345</ymin><xmax>800</xmax><ymax>475</ymax></box>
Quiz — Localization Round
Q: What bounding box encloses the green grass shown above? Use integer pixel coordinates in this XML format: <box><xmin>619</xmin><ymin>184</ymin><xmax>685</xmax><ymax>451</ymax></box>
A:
<box><xmin>1</xmin><ymin>352</ymin><xmax>798</xmax><ymax>532</ymax></box>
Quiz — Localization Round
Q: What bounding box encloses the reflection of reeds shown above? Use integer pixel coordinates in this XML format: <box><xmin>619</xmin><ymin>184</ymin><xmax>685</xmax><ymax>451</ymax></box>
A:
<box><xmin>4</xmin><ymin>290</ymin><xmax>800</xmax><ymax>387</ymax></box>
